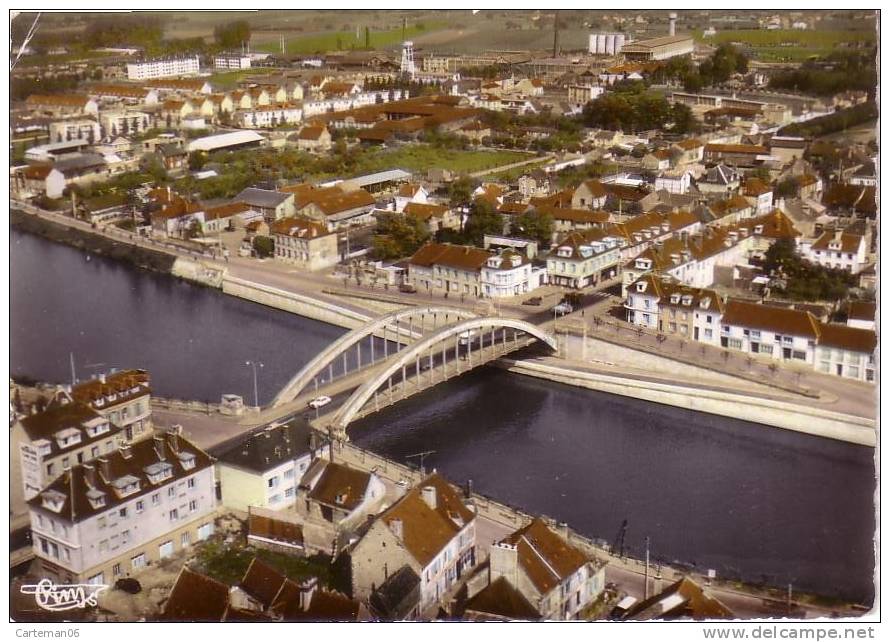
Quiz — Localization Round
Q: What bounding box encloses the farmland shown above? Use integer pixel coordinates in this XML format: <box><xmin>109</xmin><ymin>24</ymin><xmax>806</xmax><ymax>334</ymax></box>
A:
<box><xmin>696</xmin><ymin>28</ymin><xmax>875</xmax><ymax>62</ymax></box>
<box><xmin>252</xmin><ymin>21</ymin><xmax>448</xmax><ymax>55</ymax></box>
<box><xmin>335</xmin><ymin>144</ymin><xmax>534</xmax><ymax>178</ymax></box>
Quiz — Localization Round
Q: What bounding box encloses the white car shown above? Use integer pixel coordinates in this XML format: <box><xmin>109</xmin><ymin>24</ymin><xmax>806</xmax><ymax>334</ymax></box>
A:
<box><xmin>553</xmin><ymin>302</ymin><xmax>573</xmax><ymax>316</ymax></box>
<box><xmin>308</xmin><ymin>395</ymin><xmax>332</xmax><ymax>409</ymax></box>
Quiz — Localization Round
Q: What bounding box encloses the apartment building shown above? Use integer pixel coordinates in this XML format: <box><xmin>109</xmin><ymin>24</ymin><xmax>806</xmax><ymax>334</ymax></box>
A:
<box><xmin>407</xmin><ymin>243</ymin><xmax>491</xmax><ymax>298</ymax></box>
<box><xmin>547</xmin><ymin>230</ymin><xmax>621</xmax><ymax>289</ymax></box>
<box><xmin>28</xmin><ymin>429</ymin><xmax>216</xmax><ymax>585</ymax></box>
<box><xmin>48</xmin><ymin>118</ymin><xmax>101</xmax><ymax>144</ymax></box>
<box><xmin>99</xmin><ymin>109</ymin><xmax>152</xmax><ymax>138</ymax></box>
<box><xmin>271</xmin><ymin>216</ymin><xmax>339</xmax><ymax>271</ymax></box>
<box><xmin>127</xmin><ymin>55</ymin><xmax>200</xmax><ymax>80</ymax></box>
<box><xmin>350</xmin><ymin>473</ymin><xmax>476</xmax><ymax>611</ymax></box>
<box><xmin>216</xmin><ymin>420</ymin><xmax>318</xmax><ymax>513</ymax></box>
<box><xmin>624</xmin><ymin>274</ymin><xmax>724</xmax><ymax>344</ymax></box>
<box><xmin>214</xmin><ymin>53</ymin><xmax>251</xmax><ymax>70</ymax></box>
<box><xmin>70</xmin><ymin>369</ymin><xmax>153</xmax><ymax>443</ymax></box>
<box><xmin>803</xmin><ymin>230</ymin><xmax>867</xmax><ymax>274</ymax></box>
<box><xmin>481</xmin><ymin>249</ymin><xmax>547</xmax><ymax>298</ymax></box>
<box><xmin>719</xmin><ymin>300</ymin><xmax>820</xmax><ymax>365</ymax></box>
<box><xmin>814</xmin><ymin>324</ymin><xmax>876</xmax><ymax>382</ymax></box>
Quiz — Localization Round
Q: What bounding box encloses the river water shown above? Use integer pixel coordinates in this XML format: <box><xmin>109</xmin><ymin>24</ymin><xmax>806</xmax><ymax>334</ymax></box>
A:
<box><xmin>10</xmin><ymin>228</ymin><xmax>876</xmax><ymax>603</ymax></box>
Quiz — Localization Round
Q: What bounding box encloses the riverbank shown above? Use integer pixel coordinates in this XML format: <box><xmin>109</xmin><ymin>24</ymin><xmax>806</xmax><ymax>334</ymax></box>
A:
<box><xmin>11</xmin><ymin>209</ymin><xmax>177</xmax><ymax>275</ymax></box>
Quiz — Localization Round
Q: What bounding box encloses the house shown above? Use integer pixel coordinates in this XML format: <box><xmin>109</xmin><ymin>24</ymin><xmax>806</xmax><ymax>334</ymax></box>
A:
<box><xmin>803</xmin><ymin>229</ymin><xmax>867</xmax><ymax>274</ymax></box>
<box><xmin>271</xmin><ymin>216</ymin><xmax>340</xmax><ymax>271</ymax></box>
<box><xmin>822</xmin><ymin>183</ymin><xmax>876</xmax><ymax>218</ymax></box>
<box><xmin>641</xmin><ymin>149</ymin><xmax>672</xmax><ymax>172</ymax></box>
<box><xmin>159</xmin><ymin>144</ymin><xmax>188</xmax><ymax>172</ymax></box>
<box><xmin>234</xmin><ymin>187</ymin><xmax>296</xmax><ymax>223</ymax></box>
<box><xmin>202</xmin><ymin>201</ymin><xmax>263</xmax><ymax>235</ymax></box>
<box><xmin>473</xmin><ymin>183</ymin><xmax>507</xmax><ymax>208</ymax></box>
<box><xmin>403</xmin><ymin>203</ymin><xmax>461</xmax><ymax>234</ymax></box>
<box><xmin>292</xmin><ymin>125</ymin><xmax>332</xmax><ymax>152</ymax></box>
<box><xmin>394</xmin><ymin>182</ymin><xmax>429</xmax><ymax>213</ymax></box>
<box><xmin>672</xmin><ymin>138</ymin><xmax>704</xmax><ymax>165</ymax></box>
<box><xmin>159</xmin><ymin>99</ymin><xmax>195</xmax><ymax>126</ymax></box>
<box><xmin>27</xmin><ymin>428</ymin><xmax>216</xmax><ymax>585</ymax></box>
<box><xmin>846</xmin><ymin>301</ymin><xmax>876</xmax><ymax>331</ymax></box>
<box><xmin>369</xmin><ymin>566</ymin><xmax>421</xmax><ymax>621</ymax></box>
<box><xmin>481</xmin><ymin>249</ymin><xmax>547</xmax><ymax>299</ymax></box>
<box><xmin>703</xmin><ymin>194</ymin><xmax>755</xmax><ymax>226</ymax></box>
<box><xmin>293</xmin><ymin>185</ymin><xmax>377</xmax><ymax>229</ymax></box>
<box><xmin>624</xmin><ymin>274</ymin><xmax>724</xmax><ymax>344</ymax></box>
<box><xmin>547</xmin><ymin>229</ymin><xmax>622</xmax><ymax>289</ymax></box>
<box><xmin>406</xmin><ymin>243</ymin><xmax>492</xmax><ymax>298</ymax></box>
<box><xmin>44</xmin><ymin>153</ymin><xmax>110</xmax><ymax>199</ymax></box>
<box><xmin>215</xmin><ymin>420</ymin><xmax>318</xmax><ymax>513</ymax></box>
<box><xmin>571</xmin><ymin>180</ymin><xmax>608</xmax><ymax>210</ymax></box>
<box><xmin>458</xmin><ymin>121</ymin><xmax>491</xmax><ymax>143</ymax></box>
<box><xmin>655</xmin><ymin>170</ymin><xmax>693</xmax><ymax>195</ymax></box>
<box><xmin>350</xmin><ymin>473</ymin><xmax>476</xmax><ymax>611</ymax></box>
<box><xmin>537</xmin><ymin>206</ymin><xmax>609</xmax><ymax>236</ymax></box>
<box><xmin>77</xmin><ymin>193</ymin><xmax>131</xmax><ymax>227</ymax></box>
<box><xmin>149</xmin><ymin>196</ymin><xmax>204</xmax><ymax>237</ymax></box>
<box><xmin>163</xmin><ymin>566</ymin><xmax>232</xmax><ymax>622</ymax></box>
<box><xmin>697</xmin><ymin>164</ymin><xmax>742</xmax><ymax>197</ymax></box>
<box><xmin>295</xmin><ymin>459</ymin><xmax>386</xmax><ymax>555</ymax></box>
<box><xmin>463</xmin><ymin>576</ymin><xmax>541</xmax><ymax>621</ymax></box>
<box><xmin>768</xmin><ymin>136</ymin><xmax>808</xmax><ymax>164</ymax></box>
<box><xmin>742</xmin><ymin>178</ymin><xmax>773</xmax><ymax>215</ymax></box>
<box><xmin>26</xmin><ymin>94</ymin><xmax>99</xmax><ymax>118</ymax></box>
<box><xmin>719</xmin><ymin>299</ymin><xmax>820</xmax><ymax>365</ymax></box>
<box><xmin>616</xmin><ymin>577</ymin><xmax>733</xmax><ymax>620</ymax></box>
<box><xmin>703</xmin><ymin>143</ymin><xmax>769</xmax><ymax>167</ymax></box>
<box><xmin>815</xmin><ymin>324</ymin><xmax>876</xmax><ymax>382</ymax></box>
<box><xmin>479</xmin><ymin>519</ymin><xmax>606</xmax><ymax>620</ymax></box>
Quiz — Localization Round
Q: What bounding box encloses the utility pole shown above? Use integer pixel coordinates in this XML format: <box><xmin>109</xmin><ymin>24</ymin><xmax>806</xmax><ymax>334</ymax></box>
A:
<box><xmin>644</xmin><ymin>536</ymin><xmax>651</xmax><ymax>599</ymax></box>
<box><xmin>245</xmin><ymin>360</ymin><xmax>264</xmax><ymax>408</ymax></box>
<box><xmin>406</xmin><ymin>450</ymin><xmax>435</xmax><ymax>477</ymax></box>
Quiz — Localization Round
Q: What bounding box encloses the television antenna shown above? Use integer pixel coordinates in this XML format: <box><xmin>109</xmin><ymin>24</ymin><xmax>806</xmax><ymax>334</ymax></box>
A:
<box><xmin>405</xmin><ymin>450</ymin><xmax>435</xmax><ymax>476</ymax></box>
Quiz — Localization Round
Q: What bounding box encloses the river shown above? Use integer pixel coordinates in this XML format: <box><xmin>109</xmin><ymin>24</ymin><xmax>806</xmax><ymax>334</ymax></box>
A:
<box><xmin>10</xmin><ymin>228</ymin><xmax>876</xmax><ymax>603</ymax></box>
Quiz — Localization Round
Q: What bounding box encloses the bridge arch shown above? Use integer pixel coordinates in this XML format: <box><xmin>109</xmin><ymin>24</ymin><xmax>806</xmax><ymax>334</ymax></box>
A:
<box><xmin>329</xmin><ymin>317</ymin><xmax>557</xmax><ymax>432</ymax></box>
<box><xmin>270</xmin><ymin>306</ymin><xmax>477</xmax><ymax>407</ymax></box>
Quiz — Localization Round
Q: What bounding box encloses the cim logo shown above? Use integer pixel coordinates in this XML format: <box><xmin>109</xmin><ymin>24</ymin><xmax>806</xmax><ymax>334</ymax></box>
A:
<box><xmin>20</xmin><ymin>579</ymin><xmax>108</xmax><ymax>612</ymax></box>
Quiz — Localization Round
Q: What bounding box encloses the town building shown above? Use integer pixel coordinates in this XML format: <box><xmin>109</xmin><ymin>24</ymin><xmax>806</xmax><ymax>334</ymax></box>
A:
<box><xmin>547</xmin><ymin>230</ymin><xmax>621</xmax><ymax>289</ymax></box>
<box><xmin>216</xmin><ymin>420</ymin><xmax>317</xmax><ymax>513</ymax></box>
<box><xmin>271</xmin><ymin>216</ymin><xmax>340</xmax><ymax>271</ymax></box>
<box><xmin>407</xmin><ymin>242</ymin><xmax>492</xmax><ymax>298</ymax></box>
<box><xmin>48</xmin><ymin>119</ymin><xmax>101</xmax><ymax>144</ymax></box>
<box><xmin>719</xmin><ymin>299</ymin><xmax>820</xmax><ymax>365</ymax></box>
<box><xmin>403</xmin><ymin>202</ymin><xmax>461</xmax><ymax>235</ymax></box>
<box><xmin>214</xmin><ymin>53</ymin><xmax>251</xmax><ymax>70</ymax></box>
<box><xmin>615</xmin><ymin>577</ymin><xmax>733</xmax><ymax>620</ymax></box>
<box><xmin>624</xmin><ymin>274</ymin><xmax>724</xmax><ymax>344</ymax></box>
<box><xmin>234</xmin><ymin>187</ymin><xmax>296</xmax><ymax>223</ymax></box>
<box><xmin>127</xmin><ymin>55</ymin><xmax>201</xmax><ymax>80</ymax></box>
<box><xmin>28</xmin><ymin>429</ymin><xmax>216</xmax><ymax>585</ymax></box>
<box><xmin>70</xmin><ymin>370</ymin><xmax>153</xmax><ymax>443</ymax></box>
<box><xmin>620</xmin><ymin>35</ymin><xmax>694</xmax><ymax>61</ymax></box>
<box><xmin>25</xmin><ymin>94</ymin><xmax>99</xmax><ymax>118</ymax></box>
<box><xmin>478</xmin><ymin>519</ymin><xmax>606</xmax><ymax>620</ymax></box>
<box><xmin>292</xmin><ymin>124</ymin><xmax>332</xmax><ymax>152</ymax></box>
<box><xmin>186</xmin><ymin>130</ymin><xmax>265</xmax><ymax>153</ymax></box>
<box><xmin>815</xmin><ymin>324</ymin><xmax>876</xmax><ymax>382</ymax></box>
<box><xmin>846</xmin><ymin>301</ymin><xmax>876</xmax><ymax>331</ymax></box>
<box><xmin>803</xmin><ymin>229</ymin><xmax>867</xmax><ymax>274</ymax></box>
<box><xmin>350</xmin><ymin>473</ymin><xmax>476</xmax><ymax>611</ymax></box>
<box><xmin>481</xmin><ymin>249</ymin><xmax>547</xmax><ymax>299</ymax></box>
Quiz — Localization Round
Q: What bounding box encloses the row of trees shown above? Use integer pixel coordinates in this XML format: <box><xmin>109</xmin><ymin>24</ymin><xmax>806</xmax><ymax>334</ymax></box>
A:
<box><xmin>778</xmin><ymin>101</ymin><xmax>878</xmax><ymax>138</ymax></box>
<box><xmin>768</xmin><ymin>49</ymin><xmax>877</xmax><ymax>97</ymax></box>
<box><xmin>581</xmin><ymin>84</ymin><xmax>699</xmax><ymax>134</ymax></box>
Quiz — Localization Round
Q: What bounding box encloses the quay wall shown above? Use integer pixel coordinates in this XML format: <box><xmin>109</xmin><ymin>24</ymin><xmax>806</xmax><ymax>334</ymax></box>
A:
<box><xmin>494</xmin><ymin>358</ymin><xmax>876</xmax><ymax>447</ymax></box>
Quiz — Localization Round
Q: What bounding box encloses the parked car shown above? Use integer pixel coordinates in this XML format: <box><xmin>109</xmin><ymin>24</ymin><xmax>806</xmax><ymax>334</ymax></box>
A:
<box><xmin>553</xmin><ymin>302</ymin><xmax>573</xmax><ymax>316</ymax></box>
<box><xmin>308</xmin><ymin>395</ymin><xmax>332</xmax><ymax>409</ymax></box>
<box><xmin>523</xmin><ymin>296</ymin><xmax>543</xmax><ymax>306</ymax></box>
<box><xmin>399</xmin><ymin>283</ymin><xmax>417</xmax><ymax>294</ymax></box>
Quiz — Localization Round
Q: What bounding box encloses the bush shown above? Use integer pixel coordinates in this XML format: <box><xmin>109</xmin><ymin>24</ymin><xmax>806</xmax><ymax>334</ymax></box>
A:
<box><xmin>252</xmin><ymin>235</ymin><xmax>274</xmax><ymax>258</ymax></box>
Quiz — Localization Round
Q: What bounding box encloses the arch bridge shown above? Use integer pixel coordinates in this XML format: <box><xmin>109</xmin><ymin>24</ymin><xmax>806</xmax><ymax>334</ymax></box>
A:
<box><xmin>327</xmin><ymin>316</ymin><xmax>557</xmax><ymax>438</ymax></box>
<box><xmin>271</xmin><ymin>306</ymin><xmax>477</xmax><ymax>408</ymax></box>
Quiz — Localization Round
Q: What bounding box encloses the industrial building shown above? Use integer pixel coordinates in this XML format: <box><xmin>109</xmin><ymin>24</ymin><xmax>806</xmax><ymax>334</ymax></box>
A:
<box><xmin>620</xmin><ymin>35</ymin><xmax>694</xmax><ymax>61</ymax></box>
<box><xmin>589</xmin><ymin>32</ymin><xmax>627</xmax><ymax>56</ymax></box>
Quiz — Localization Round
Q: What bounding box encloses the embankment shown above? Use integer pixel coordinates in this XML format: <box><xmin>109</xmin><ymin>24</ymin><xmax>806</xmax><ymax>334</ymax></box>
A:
<box><xmin>12</xmin><ymin>209</ymin><xmax>177</xmax><ymax>274</ymax></box>
<box><xmin>494</xmin><ymin>357</ymin><xmax>876</xmax><ymax>447</ymax></box>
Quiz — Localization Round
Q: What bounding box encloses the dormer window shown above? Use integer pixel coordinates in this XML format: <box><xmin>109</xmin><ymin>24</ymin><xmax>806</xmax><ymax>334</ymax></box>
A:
<box><xmin>579</xmin><ymin>246</ymin><xmax>593</xmax><ymax>258</ymax></box>
<box><xmin>700</xmin><ymin>297</ymin><xmax>711</xmax><ymax>308</ymax></box>
<box><xmin>754</xmin><ymin>225</ymin><xmax>764</xmax><ymax>234</ymax></box>
<box><xmin>557</xmin><ymin>247</ymin><xmax>572</xmax><ymax>258</ymax></box>
<box><xmin>636</xmin><ymin>282</ymin><xmax>647</xmax><ymax>293</ymax></box>
<box><xmin>84</xmin><ymin>418</ymin><xmax>111</xmax><ymax>439</ymax></box>
<box><xmin>635</xmin><ymin>258</ymin><xmax>652</xmax><ymax>270</ymax></box>
<box><xmin>335</xmin><ymin>492</ymin><xmax>348</xmax><ymax>506</ymax></box>
<box><xmin>670</xmin><ymin>293</ymin><xmax>680</xmax><ymax>304</ymax></box>
<box><xmin>144</xmin><ymin>461</ymin><xmax>174</xmax><ymax>484</ymax></box>
<box><xmin>33</xmin><ymin>439</ymin><xmax>52</xmax><ymax>458</ymax></box>
<box><xmin>682</xmin><ymin>295</ymin><xmax>693</xmax><ymax>306</ymax></box>
<box><xmin>54</xmin><ymin>427</ymin><xmax>82</xmax><ymax>449</ymax></box>
<box><xmin>112</xmin><ymin>475</ymin><xmax>141</xmax><ymax>498</ymax></box>
<box><xmin>86</xmin><ymin>488</ymin><xmax>107</xmax><ymax>509</ymax></box>
<box><xmin>178</xmin><ymin>452</ymin><xmax>197</xmax><ymax>471</ymax></box>
<box><xmin>41</xmin><ymin>490</ymin><xmax>67</xmax><ymax>513</ymax></box>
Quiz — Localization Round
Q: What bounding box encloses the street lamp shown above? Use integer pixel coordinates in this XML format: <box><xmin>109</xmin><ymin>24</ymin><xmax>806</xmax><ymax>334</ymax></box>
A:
<box><xmin>245</xmin><ymin>360</ymin><xmax>264</xmax><ymax>408</ymax></box>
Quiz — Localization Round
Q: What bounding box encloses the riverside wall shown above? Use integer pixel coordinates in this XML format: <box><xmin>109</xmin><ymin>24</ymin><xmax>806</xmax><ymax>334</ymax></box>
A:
<box><xmin>494</xmin><ymin>358</ymin><xmax>876</xmax><ymax>447</ymax></box>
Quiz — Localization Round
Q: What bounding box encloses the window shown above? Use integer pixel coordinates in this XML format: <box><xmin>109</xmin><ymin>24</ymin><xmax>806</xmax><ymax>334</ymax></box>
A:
<box><xmin>269</xmin><ymin>494</ymin><xmax>282</xmax><ymax>504</ymax></box>
<box><xmin>169</xmin><ymin>509</ymin><xmax>179</xmax><ymax>522</ymax></box>
<box><xmin>792</xmin><ymin>350</ymin><xmax>806</xmax><ymax>361</ymax></box>
<box><xmin>285</xmin><ymin>487</ymin><xmax>295</xmax><ymax>498</ymax></box>
<box><xmin>113</xmin><ymin>563</ymin><xmax>122</xmax><ymax>577</ymax></box>
<box><xmin>98</xmin><ymin>516</ymin><xmax>107</xmax><ymax>529</ymax></box>
<box><xmin>284</xmin><ymin>469</ymin><xmax>295</xmax><ymax>479</ymax></box>
<box><xmin>46</xmin><ymin>463</ymin><xmax>55</xmax><ymax>477</ymax></box>
<box><xmin>152</xmin><ymin>493</ymin><xmax>160</xmax><ymax>506</ymax></box>
<box><xmin>728</xmin><ymin>338</ymin><xmax>743</xmax><ymax>350</ymax></box>
<box><xmin>187</xmin><ymin>478</ymin><xmax>196</xmax><ymax>489</ymax></box>
<box><xmin>189</xmin><ymin>500</ymin><xmax>198</xmax><ymax>512</ymax></box>
<box><xmin>122</xmin><ymin>529</ymin><xmax>131</xmax><ymax>544</ymax></box>
<box><xmin>181</xmin><ymin>532</ymin><xmax>191</xmax><ymax>548</ymax></box>
<box><xmin>91</xmin><ymin>446</ymin><xmax>99</xmax><ymax>459</ymax></box>
<box><xmin>197</xmin><ymin>523</ymin><xmax>214</xmax><ymax>541</ymax></box>
<box><xmin>847</xmin><ymin>366</ymin><xmax>860</xmax><ymax>379</ymax></box>
<box><xmin>62</xmin><ymin>457</ymin><xmax>70</xmax><ymax>469</ymax></box>
<box><xmin>168</xmin><ymin>487</ymin><xmax>176</xmax><ymax>498</ymax></box>
<box><xmin>131</xmin><ymin>553</ymin><xmax>146</xmax><ymax>570</ymax></box>
<box><xmin>99</xmin><ymin>539</ymin><xmax>109</xmax><ymax>553</ymax></box>
<box><xmin>268</xmin><ymin>476</ymin><xmax>279</xmax><ymax>489</ymax></box>
<box><xmin>136</xmin><ymin>500</ymin><xmax>144</xmax><ymax>514</ymax></box>
<box><xmin>159</xmin><ymin>541</ymin><xmax>174</xmax><ymax>559</ymax></box>
<box><xmin>819</xmin><ymin>361</ymin><xmax>831</xmax><ymax>373</ymax></box>
<box><xmin>119</xmin><ymin>507</ymin><xmax>127</xmax><ymax>519</ymax></box>
<box><xmin>704</xmin><ymin>329</ymin><xmax>713</xmax><ymax>339</ymax></box>
<box><xmin>87</xmin><ymin>572</ymin><xmax>104</xmax><ymax>586</ymax></box>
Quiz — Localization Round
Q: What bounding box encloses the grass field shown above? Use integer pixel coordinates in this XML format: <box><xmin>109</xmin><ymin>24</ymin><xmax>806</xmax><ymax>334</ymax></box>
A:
<box><xmin>254</xmin><ymin>21</ymin><xmax>447</xmax><ymax>55</ymax></box>
<box><xmin>207</xmin><ymin>68</ymin><xmax>278</xmax><ymax>90</ymax></box>
<box><xmin>696</xmin><ymin>28</ymin><xmax>875</xmax><ymax>62</ymax></box>
<box><xmin>347</xmin><ymin>145</ymin><xmax>532</xmax><ymax>177</ymax></box>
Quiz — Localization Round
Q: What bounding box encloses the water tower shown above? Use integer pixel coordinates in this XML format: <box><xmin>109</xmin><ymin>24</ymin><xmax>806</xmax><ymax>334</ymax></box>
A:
<box><xmin>400</xmin><ymin>41</ymin><xmax>416</xmax><ymax>80</ymax></box>
<box><xmin>669</xmin><ymin>13</ymin><xmax>678</xmax><ymax>36</ymax></box>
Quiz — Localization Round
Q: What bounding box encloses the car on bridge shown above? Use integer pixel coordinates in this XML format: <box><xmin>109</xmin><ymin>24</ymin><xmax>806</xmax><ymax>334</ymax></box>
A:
<box><xmin>308</xmin><ymin>395</ymin><xmax>332</xmax><ymax>409</ymax></box>
<box><xmin>553</xmin><ymin>302</ymin><xmax>573</xmax><ymax>316</ymax></box>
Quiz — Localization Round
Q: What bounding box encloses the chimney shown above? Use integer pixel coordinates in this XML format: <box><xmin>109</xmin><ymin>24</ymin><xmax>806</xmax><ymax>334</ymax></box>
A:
<box><xmin>669</xmin><ymin>12</ymin><xmax>677</xmax><ymax>37</ymax></box>
<box><xmin>166</xmin><ymin>427</ymin><xmax>179</xmax><ymax>453</ymax></box>
<box><xmin>97</xmin><ymin>457</ymin><xmax>111</xmax><ymax>482</ymax></box>
<box><xmin>298</xmin><ymin>577</ymin><xmax>318</xmax><ymax>612</ymax></box>
<box><xmin>421</xmin><ymin>485</ymin><xmax>437</xmax><ymax>510</ymax></box>
<box><xmin>389</xmin><ymin>518</ymin><xmax>404</xmax><ymax>540</ymax></box>
<box><xmin>83</xmin><ymin>463</ymin><xmax>97</xmax><ymax>488</ymax></box>
<box><xmin>153</xmin><ymin>435</ymin><xmax>166</xmax><ymax>461</ymax></box>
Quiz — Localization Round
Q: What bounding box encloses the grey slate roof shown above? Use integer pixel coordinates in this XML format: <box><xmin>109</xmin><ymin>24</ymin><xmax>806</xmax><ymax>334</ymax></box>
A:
<box><xmin>235</xmin><ymin>187</ymin><xmax>292</xmax><ymax>208</ymax></box>
<box><xmin>217</xmin><ymin>419</ymin><xmax>315</xmax><ymax>473</ymax></box>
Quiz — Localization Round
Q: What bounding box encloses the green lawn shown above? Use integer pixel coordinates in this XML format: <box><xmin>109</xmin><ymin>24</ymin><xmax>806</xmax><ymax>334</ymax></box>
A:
<box><xmin>254</xmin><ymin>21</ymin><xmax>446</xmax><ymax>55</ymax></box>
<box><xmin>193</xmin><ymin>537</ymin><xmax>332</xmax><ymax>587</ymax></box>
<box><xmin>695</xmin><ymin>28</ymin><xmax>875</xmax><ymax>62</ymax></box>
<box><xmin>208</xmin><ymin>68</ymin><xmax>279</xmax><ymax>90</ymax></box>
<box><xmin>341</xmin><ymin>144</ymin><xmax>533</xmax><ymax>177</ymax></box>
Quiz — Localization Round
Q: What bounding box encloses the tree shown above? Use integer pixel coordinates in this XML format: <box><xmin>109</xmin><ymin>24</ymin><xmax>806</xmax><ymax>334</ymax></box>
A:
<box><xmin>188</xmin><ymin>151</ymin><xmax>206</xmax><ymax>172</ymax></box>
<box><xmin>214</xmin><ymin>20</ymin><xmax>251</xmax><ymax>50</ymax></box>
<box><xmin>447</xmin><ymin>176</ymin><xmax>477</xmax><ymax>209</ymax></box>
<box><xmin>252</xmin><ymin>235</ymin><xmax>274</xmax><ymax>258</ymax></box>
<box><xmin>510</xmin><ymin>211</ymin><xmax>553</xmax><ymax>246</ymax></box>
<box><xmin>364</xmin><ymin>26</ymin><xmax>371</xmax><ymax>49</ymax></box>
<box><xmin>463</xmin><ymin>199</ymin><xmax>504</xmax><ymax>245</ymax></box>
<box><xmin>184</xmin><ymin>219</ymin><xmax>202</xmax><ymax>240</ymax></box>
<box><xmin>372</xmin><ymin>212</ymin><xmax>430</xmax><ymax>260</ymax></box>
